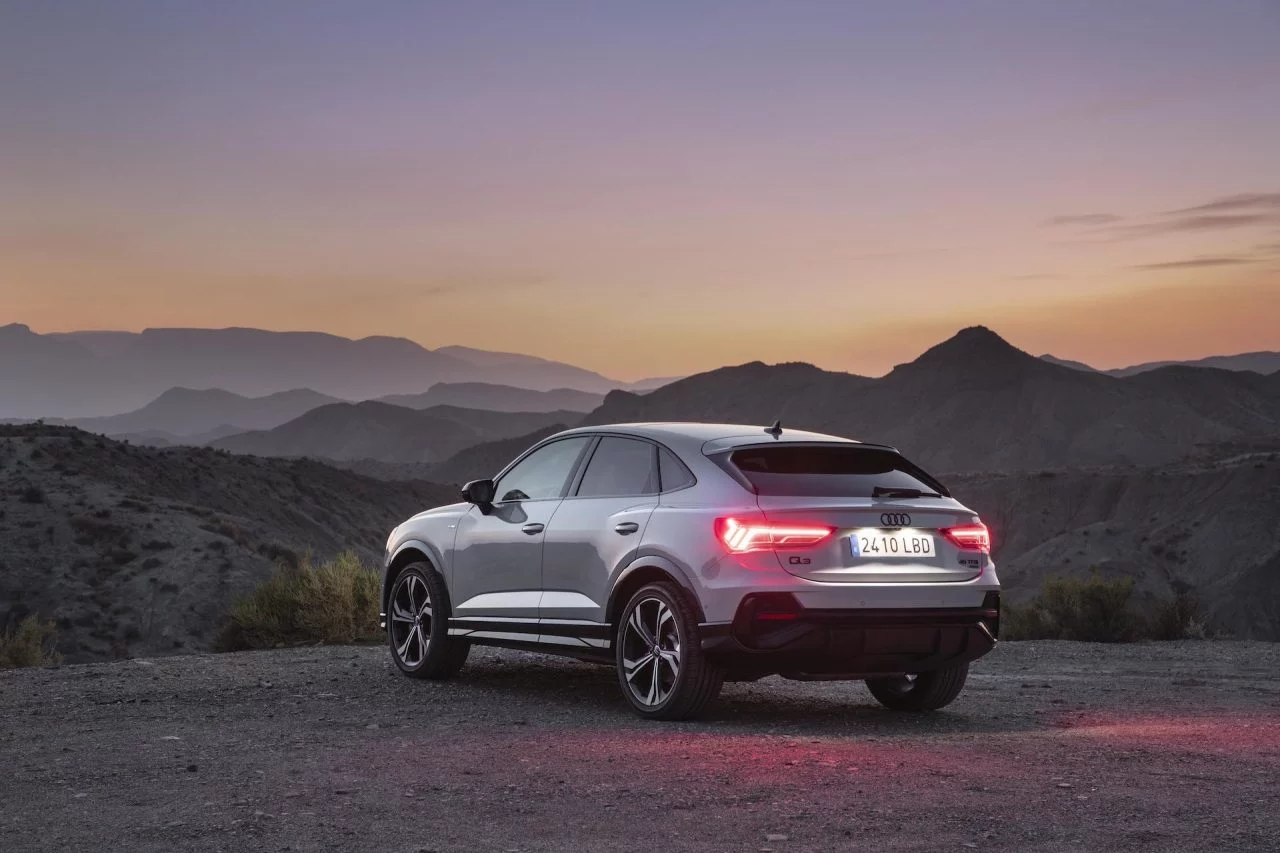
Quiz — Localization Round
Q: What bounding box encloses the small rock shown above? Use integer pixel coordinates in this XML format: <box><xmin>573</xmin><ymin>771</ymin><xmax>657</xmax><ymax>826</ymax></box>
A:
<box><xmin>258</xmin><ymin>680</ymin><xmax>273</xmax><ymax>688</ymax></box>
<box><xmin>766</xmin><ymin>834</ymin><xmax>789</xmax><ymax>842</ymax></box>
<box><xmin>1057</xmin><ymin>782</ymin><xmax>1073</xmax><ymax>788</ymax></box>
<box><xmin>365</xmin><ymin>723</ymin><xmax>380</xmax><ymax>730</ymax></box>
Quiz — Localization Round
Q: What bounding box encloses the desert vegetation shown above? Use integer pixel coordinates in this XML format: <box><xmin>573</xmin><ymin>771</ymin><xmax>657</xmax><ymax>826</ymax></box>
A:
<box><xmin>215</xmin><ymin>551</ymin><xmax>382</xmax><ymax>651</ymax></box>
<box><xmin>1003</xmin><ymin>572</ymin><xmax>1207</xmax><ymax>642</ymax></box>
<box><xmin>0</xmin><ymin>615</ymin><xmax>62</xmax><ymax>669</ymax></box>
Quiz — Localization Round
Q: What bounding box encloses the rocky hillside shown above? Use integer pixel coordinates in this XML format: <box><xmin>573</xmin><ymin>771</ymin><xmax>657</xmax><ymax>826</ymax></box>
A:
<box><xmin>0</xmin><ymin>424</ymin><xmax>455</xmax><ymax>662</ymax></box>
<box><xmin>951</xmin><ymin>444</ymin><xmax>1280</xmax><ymax>639</ymax></box>
<box><xmin>583</xmin><ymin>327</ymin><xmax>1280</xmax><ymax>472</ymax></box>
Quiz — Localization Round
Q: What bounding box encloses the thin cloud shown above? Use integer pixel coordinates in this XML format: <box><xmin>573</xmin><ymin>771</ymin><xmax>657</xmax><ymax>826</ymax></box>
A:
<box><xmin>1165</xmin><ymin>193</ymin><xmax>1280</xmax><ymax>215</ymax></box>
<box><xmin>1132</xmin><ymin>257</ymin><xmax>1255</xmax><ymax>271</ymax></box>
<box><xmin>1043</xmin><ymin>213</ymin><xmax>1122</xmax><ymax>227</ymax></box>
<box><xmin>1101</xmin><ymin>213</ymin><xmax>1280</xmax><ymax>240</ymax></box>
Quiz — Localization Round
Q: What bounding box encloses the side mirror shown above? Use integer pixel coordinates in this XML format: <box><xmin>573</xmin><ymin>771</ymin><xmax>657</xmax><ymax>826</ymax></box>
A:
<box><xmin>461</xmin><ymin>479</ymin><xmax>495</xmax><ymax>506</ymax></box>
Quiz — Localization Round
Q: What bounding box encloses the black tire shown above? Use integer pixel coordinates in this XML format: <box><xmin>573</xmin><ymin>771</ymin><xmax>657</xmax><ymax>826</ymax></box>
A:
<box><xmin>865</xmin><ymin>663</ymin><xmax>969</xmax><ymax>711</ymax></box>
<box><xmin>615</xmin><ymin>581</ymin><xmax>723</xmax><ymax>721</ymax></box>
<box><xmin>387</xmin><ymin>562</ymin><xmax>469</xmax><ymax>680</ymax></box>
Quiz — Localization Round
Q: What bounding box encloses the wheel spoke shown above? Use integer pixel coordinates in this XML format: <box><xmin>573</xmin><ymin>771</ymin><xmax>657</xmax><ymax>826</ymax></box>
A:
<box><xmin>396</xmin><ymin>625</ymin><xmax>418</xmax><ymax>661</ymax></box>
<box><xmin>628</xmin><ymin>608</ymin><xmax>655</xmax><ymax>646</ymax></box>
<box><xmin>657</xmin><ymin>648</ymin><xmax>680</xmax><ymax>680</ymax></box>
<box><xmin>645</xmin><ymin>657</ymin><xmax>662</xmax><ymax>705</ymax></box>
<box><xmin>654</xmin><ymin>603</ymin><xmax>673</xmax><ymax>638</ymax></box>
<box><xmin>391</xmin><ymin>602</ymin><xmax>415</xmax><ymax>623</ymax></box>
<box><xmin>623</xmin><ymin>653</ymin><xmax>654</xmax><ymax>683</ymax></box>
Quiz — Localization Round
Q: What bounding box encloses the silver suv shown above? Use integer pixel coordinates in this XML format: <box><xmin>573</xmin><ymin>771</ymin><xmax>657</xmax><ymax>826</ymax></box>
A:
<box><xmin>382</xmin><ymin>423</ymin><xmax>1000</xmax><ymax>720</ymax></box>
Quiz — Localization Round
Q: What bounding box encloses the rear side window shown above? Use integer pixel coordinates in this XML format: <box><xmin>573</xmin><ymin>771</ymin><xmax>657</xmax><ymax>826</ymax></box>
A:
<box><xmin>728</xmin><ymin>445</ymin><xmax>948</xmax><ymax>498</ymax></box>
<box><xmin>576</xmin><ymin>437</ymin><xmax>659</xmax><ymax>497</ymax></box>
<box><xmin>658</xmin><ymin>447</ymin><xmax>696</xmax><ymax>492</ymax></box>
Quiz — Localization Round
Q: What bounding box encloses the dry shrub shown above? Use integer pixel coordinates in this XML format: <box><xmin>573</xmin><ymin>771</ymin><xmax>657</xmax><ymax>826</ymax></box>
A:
<box><xmin>0</xmin><ymin>615</ymin><xmax>63</xmax><ymax>668</ymax></box>
<box><xmin>1004</xmin><ymin>571</ymin><xmax>1207</xmax><ymax>642</ymax></box>
<box><xmin>216</xmin><ymin>551</ymin><xmax>381</xmax><ymax>651</ymax></box>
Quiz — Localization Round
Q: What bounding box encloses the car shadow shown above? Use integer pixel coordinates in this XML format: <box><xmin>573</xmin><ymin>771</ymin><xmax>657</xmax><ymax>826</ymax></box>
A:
<box><xmin>431</xmin><ymin>653</ymin><xmax>1041</xmax><ymax>737</ymax></box>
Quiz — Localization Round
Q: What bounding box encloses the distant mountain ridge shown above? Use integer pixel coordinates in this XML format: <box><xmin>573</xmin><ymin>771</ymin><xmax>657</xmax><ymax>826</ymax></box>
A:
<box><xmin>210</xmin><ymin>401</ymin><xmax>581</xmax><ymax>463</ymax></box>
<box><xmin>376</xmin><ymin>382</ymin><xmax>603</xmax><ymax>413</ymax></box>
<box><xmin>0</xmin><ymin>323</ymin><xmax>637</xmax><ymax>418</ymax></box>
<box><xmin>1040</xmin><ymin>350</ymin><xmax>1280</xmax><ymax>376</ymax></box>
<box><xmin>68</xmin><ymin>387</ymin><xmax>342</xmax><ymax>437</ymax></box>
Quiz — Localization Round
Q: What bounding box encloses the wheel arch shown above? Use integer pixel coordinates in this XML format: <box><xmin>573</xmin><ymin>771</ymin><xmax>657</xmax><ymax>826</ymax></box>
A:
<box><xmin>383</xmin><ymin>539</ymin><xmax>445</xmax><ymax>613</ymax></box>
<box><xmin>606</xmin><ymin>557</ymin><xmax>705</xmax><ymax>628</ymax></box>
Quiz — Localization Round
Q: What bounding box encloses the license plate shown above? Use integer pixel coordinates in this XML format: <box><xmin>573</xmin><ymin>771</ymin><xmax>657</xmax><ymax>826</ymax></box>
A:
<box><xmin>850</xmin><ymin>529</ymin><xmax>935</xmax><ymax>558</ymax></box>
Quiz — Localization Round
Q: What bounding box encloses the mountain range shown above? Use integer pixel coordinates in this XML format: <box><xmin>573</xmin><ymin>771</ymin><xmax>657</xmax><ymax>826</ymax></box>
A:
<box><xmin>0</xmin><ymin>323</ymin><xmax>658</xmax><ymax>418</ymax></box>
<box><xmin>580</xmin><ymin>327</ymin><xmax>1280</xmax><ymax>472</ymax></box>
<box><xmin>210</xmin><ymin>402</ymin><xmax>581</xmax><ymax>463</ymax></box>
<box><xmin>1041</xmin><ymin>351</ymin><xmax>1280</xmax><ymax>377</ymax></box>
<box><xmin>375</xmin><ymin>381</ymin><xmax>603</xmax><ymax>413</ymax></box>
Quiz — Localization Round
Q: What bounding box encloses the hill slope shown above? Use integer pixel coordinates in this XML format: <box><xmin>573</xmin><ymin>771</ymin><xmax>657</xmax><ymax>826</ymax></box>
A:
<box><xmin>584</xmin><ymin>327</ymin><xmax>1280</xmax><ymax>472</ymax></box>
<box><xmin>210</xmin><ymin>402</ymin><xmax>577</xmax><ymax>463</ymax></box>
<box><xmin>0</xmin><ymin>424</ymin><xmax>455</xmax><ymax>661</ymax></box>
<box><xmin>377</xmin><ymin>382</ymin><xmax>602</xmax><ymax>413</ymax></box>
<box><xmin>67</xmin><ymin>387</ymin><xmax>342</xmax><ymax>437</ymax></box>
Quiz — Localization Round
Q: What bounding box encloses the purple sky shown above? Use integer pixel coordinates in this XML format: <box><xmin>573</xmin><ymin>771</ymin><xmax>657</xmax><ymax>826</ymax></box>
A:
<box><xmin>2</xmin><ymin>1</ymin><xmax>1278</xmax><ymax>378</ymax></box>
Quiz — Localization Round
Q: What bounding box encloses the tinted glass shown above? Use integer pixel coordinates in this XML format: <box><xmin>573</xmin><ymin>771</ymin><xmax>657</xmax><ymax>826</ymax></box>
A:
<box><xmin>729</xmin><ymin>446</ymin><xmax>947</xmax><ymax>498</ymax></box>
<box><xmin>658</xmin><ymin>447</ymin><xmax>696</xmax><ymax>491</ymax></box>
<box><xmin>576</xmin><ymin>437</ymin><xmax>659</xmax><ymax>497</ymax></box>
<box><xmin>494</xmin><ymin>437</ymin><xmax>590</xmax><ymax>502</ymax></box>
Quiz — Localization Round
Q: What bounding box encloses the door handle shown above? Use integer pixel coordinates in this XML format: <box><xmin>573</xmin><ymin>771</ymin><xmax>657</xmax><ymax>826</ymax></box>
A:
<box><xmin>614</xmin><ymin>522</ymin><xmax>640</xmax><ymax>535</ymax></box>
<box><xmin>521</xmin><ymin>523</ymin><xmax>545</xmax><ymax>535</ymax></box>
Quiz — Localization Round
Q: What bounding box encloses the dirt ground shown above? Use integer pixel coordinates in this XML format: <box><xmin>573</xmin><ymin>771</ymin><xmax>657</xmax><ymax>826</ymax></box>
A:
<box><xmin>2</xmin><ymin>640</ymin><xmax>1278</xmax><ymax>852</ymax></box>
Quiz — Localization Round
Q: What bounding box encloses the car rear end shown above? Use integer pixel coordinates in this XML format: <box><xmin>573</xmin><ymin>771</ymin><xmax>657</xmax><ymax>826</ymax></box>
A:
<box><xmin>685</xmin><ymin>439</ymin><xmax>1000</xmax><ymax>681</ymax></box>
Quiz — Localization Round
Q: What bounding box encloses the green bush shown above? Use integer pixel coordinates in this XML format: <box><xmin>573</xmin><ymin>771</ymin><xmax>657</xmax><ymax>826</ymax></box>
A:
<box><xmin>0</xmin><ymin>615</ymin><xmax>63</xmax><ymax>668</ymax></box>
<box><xmin>1004</xmin><ymin>571</ymin><xmax>1205</xmax><ymax>642</ymax></box>
<box><xmin>216</xmin><ymin>551</ymin><xmax>382</xmax><ymax>651</ymax></box>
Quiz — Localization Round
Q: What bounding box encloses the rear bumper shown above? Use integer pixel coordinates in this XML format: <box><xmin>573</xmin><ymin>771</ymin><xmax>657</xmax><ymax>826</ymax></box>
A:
<box><xmin>701</xmin><ymin>591</ymin><xmax>1000</xmax><ymax>678</ymax></box>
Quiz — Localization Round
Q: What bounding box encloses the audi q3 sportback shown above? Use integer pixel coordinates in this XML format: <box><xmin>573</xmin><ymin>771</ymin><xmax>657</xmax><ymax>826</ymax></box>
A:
<box><xmin>382</xmin><ymin>423</ymin><xmax>1000</xmax><ymax>720</ymax></box>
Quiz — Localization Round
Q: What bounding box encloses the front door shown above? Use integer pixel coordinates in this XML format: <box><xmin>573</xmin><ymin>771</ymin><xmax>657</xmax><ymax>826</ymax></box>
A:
<box><xmin>450</xmin><ymin>436</ymin><xmax>593</xmax><ymax>630</ymax></box>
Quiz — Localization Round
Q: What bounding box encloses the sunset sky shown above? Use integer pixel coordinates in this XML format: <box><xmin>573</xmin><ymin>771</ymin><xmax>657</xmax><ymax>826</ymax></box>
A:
<box><xmin>2</xmin><ymin>1</ymin><xmax>1278</xmax><ymax>380</ymax></box>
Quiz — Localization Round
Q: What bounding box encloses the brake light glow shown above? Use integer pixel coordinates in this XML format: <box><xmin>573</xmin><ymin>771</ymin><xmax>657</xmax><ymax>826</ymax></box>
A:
<box><xmin>715</xmin><ymin>517</ymin><xmax>834</xmax><ymax>553</ymax></box>
<box><xmin>941</xmin><ymin>522</ymin><xmax>991</xmax><ymax>553</ymax></box>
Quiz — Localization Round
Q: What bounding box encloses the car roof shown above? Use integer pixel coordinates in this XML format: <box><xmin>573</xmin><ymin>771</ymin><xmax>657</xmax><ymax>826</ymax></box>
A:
<box><xmin>551</xmin><ymin>422</ymin><xmax>887</xmax><ymax>455</ymax></box>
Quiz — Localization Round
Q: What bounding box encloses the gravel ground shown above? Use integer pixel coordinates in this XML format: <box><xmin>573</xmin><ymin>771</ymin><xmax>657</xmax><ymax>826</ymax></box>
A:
<box><xmin>2</xmin><ymin>641</ymin><xmax>1278</xmax><ymax>852</ymax></box>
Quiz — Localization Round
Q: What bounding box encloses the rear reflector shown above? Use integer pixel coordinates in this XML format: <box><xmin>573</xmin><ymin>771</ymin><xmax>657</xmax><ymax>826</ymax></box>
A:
<box><xmin>715</xmin><ymin>516</ymin><xmax>834</xmax><ymax>553</ymax></box>
<box><xmin>941</xmin><ymin>522</ymin><xmax>991</xmax><ymax>553</ymax></box>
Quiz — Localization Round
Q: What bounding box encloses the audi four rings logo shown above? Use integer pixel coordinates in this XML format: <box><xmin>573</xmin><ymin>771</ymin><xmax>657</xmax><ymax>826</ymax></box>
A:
<box><xmin>880</xmin><ymin>512</ymin><xmax>912</xmax><ymax>527</ymax></box>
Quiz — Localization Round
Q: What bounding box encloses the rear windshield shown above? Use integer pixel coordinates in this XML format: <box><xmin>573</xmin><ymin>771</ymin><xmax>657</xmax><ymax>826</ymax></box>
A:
<box><xmin>728</xmin><ymin>445</ymin><xmax>948</xmax><ymax>498</ymax></box>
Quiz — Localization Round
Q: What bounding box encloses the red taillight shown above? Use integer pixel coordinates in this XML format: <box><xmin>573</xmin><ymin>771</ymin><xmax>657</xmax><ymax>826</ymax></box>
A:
<box><xmin>715</xmin><ymin>517</ymin><xmax>834</xmax><ymax>553</ymax></box>
<box><xmin>942</xmin><ymin>522</ymin><xmax>991</xmax><ymax>553</ymax></box>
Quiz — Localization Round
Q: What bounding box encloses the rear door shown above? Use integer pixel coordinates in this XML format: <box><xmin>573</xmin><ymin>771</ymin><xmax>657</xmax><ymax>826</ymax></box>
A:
<box><xmin>540</xmin><ymin>436</ymin><xmax>660</xmax><ymax>627</ymax></box>
<box><xmin>727</xmin><ymin>443</ymin><xmax>987</xmax><ymax>584</ymax></box>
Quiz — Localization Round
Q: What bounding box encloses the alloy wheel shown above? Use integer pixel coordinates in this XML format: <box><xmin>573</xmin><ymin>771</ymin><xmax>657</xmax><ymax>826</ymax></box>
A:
<box><xmin>620</xmin><ymin>596</ymin><xmax>682</xmax><ymax>707</ymax></box>
<box><xmin>390</xmin><ymin>573</ymin><xmax>432</xmax><ymax>668</ymax></box>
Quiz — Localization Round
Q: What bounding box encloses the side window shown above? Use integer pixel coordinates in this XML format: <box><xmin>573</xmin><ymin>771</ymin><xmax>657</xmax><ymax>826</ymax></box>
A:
<box><xmin>658</xmin><ymin>446</ymin><xmax>696</xmax><ymax>492</ymax></box>
<box><xmin>575</xmin><ymin>437</ymin><xmax>659</xmax><ymax>498</ymax></box>
<box><xmin>494</xmin><ymin>437</ymin><xmax>591</xmax><ymax>503</ymax></box>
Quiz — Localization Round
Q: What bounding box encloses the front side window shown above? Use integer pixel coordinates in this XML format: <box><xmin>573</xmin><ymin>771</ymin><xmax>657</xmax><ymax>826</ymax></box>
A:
<box><xmin>494</xmin><ymin>437</ymin><xmax>591</xmax><ymax>502</ymax></box>
<box><xmin>576</xmin><ymin>437</ymin><xmax>659</xmax><ymax>498</ymax></box>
